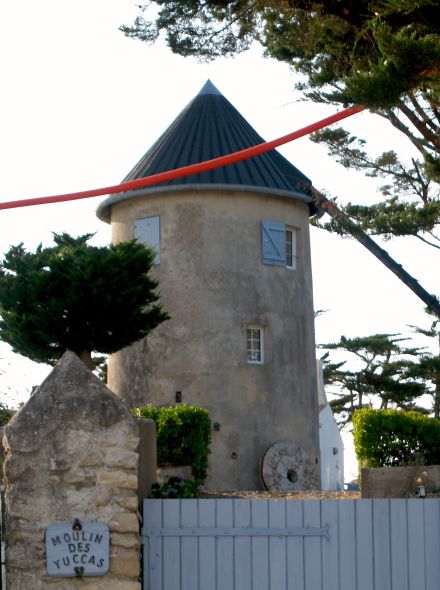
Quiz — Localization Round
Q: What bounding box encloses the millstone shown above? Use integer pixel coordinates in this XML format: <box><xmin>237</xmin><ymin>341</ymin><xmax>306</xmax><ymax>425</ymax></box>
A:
<box><xmin>260</xmin><ymin>441</ymin><xmax>320</xmax><ymax>492</ymax></box>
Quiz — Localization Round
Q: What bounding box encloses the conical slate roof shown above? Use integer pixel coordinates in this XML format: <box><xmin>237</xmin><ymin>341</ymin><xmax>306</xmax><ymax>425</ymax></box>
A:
<box><xmin>97</xmin><ymin>80</ymin><xmax>315</xmax><ymax>222</ymax></box>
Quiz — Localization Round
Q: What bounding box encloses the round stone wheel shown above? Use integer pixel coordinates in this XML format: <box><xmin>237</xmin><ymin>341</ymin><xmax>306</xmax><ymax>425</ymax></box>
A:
<box><xmin>260</xmin><ymin>441</ymin><xmax>320</xmax><ymax>492</ymax></box>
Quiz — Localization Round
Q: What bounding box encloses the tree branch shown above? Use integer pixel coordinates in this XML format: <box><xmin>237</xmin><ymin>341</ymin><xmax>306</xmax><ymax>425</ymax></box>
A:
<box><xmin>378</xmin><ymin>108</ymin><xmax>431</xmax><ymax>155</ymax></box>
<box><xmin>415</xmin><ymin>234</ymin><xmax>440</xmax><ymax>250</ymax></box>
<box><xmin>312</xmin><ymin>189</ymin><xmax>440</xmax><ymax>318</ymax></box>
<box><xmin>397</xmin><ymin>101</ymin><xmax>440</xmax><ymax>151</ymax></box>
<box><xmin>408</xmin><ymin>91</ymin><xmax>440</xmax><ymax>135</ymax></box>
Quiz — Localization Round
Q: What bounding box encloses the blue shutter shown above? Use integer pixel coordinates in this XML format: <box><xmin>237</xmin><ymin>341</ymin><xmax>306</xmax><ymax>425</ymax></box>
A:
<box><xmin>261</xmin><ymin>220</ymin><xmax>286</xmax><ymax>266</ymax></box>
<box><xmin>134</xmin><ymin>216</ymin><xmax>160</xmax><ymax>265</ymax></box>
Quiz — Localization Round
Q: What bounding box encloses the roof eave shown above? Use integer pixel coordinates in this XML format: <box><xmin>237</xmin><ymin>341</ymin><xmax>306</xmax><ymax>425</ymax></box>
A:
<box><xmin>96</xmin><ymin>184</ymin><xmax>317</xmax><ymax>223</ymax></box>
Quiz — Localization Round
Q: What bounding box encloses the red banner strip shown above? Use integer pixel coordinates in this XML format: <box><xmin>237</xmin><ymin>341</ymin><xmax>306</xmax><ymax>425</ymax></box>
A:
<box><xmin>0</xmin><ymin>105</ymin><xmax>364</xmax><ymax>211</ymax></box>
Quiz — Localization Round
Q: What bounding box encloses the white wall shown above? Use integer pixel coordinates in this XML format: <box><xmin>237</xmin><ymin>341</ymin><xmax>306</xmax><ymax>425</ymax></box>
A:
<box><xmin>317</xmin><ymin>359</ymin><xmax>344</xmax><ymax>490</ymax></box>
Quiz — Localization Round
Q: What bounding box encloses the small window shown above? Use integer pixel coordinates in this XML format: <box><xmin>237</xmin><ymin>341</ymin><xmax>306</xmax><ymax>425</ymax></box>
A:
<box><xmin>285</xmin><ymin>228</ymin><xmax>297</xmax><ymax>270</ymax></box>
<box><xmin>262</xmin><ymin>220</ymin><xmax>297</xmax><ymax>270</ymax></box>
<box><xmin>261</xmin><ymin>220</ymin><xmax>285</xmax><ymax>266</ymax></box>
<box><xmin>247</xmin><ymin>327</ymin><xmax>264</xmax><ymax>364</ymax></box>
<box><xmin>134</xmin><ymin>216</ymin><xmax>160</xmax><ymax>265</ymax></box>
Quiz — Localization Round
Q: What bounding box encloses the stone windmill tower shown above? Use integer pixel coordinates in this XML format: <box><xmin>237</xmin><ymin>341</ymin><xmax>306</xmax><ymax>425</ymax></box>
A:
<box><xmin>97</xmin><ymin>81</ymin><xmax>320</xmax><ymax>491</ymax></box>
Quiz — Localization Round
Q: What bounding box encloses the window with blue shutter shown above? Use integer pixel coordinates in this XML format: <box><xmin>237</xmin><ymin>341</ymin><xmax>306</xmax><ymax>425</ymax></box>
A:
<box><xmin>261</xmin><ymin>220</ymin><xmax>286</xmax><ymax>266</ymax></box>
<box><xmin>134</xmin><ymin>216</ymin><xmax>160</xmax><ymax>265</ymax></box>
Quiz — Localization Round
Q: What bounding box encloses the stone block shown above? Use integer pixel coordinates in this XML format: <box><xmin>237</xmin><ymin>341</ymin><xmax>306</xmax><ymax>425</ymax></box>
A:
<box><xmin>111</xmin><ymin>532</ymin><xmax>139</xmax><ymax>549</ymax></box>
<box><xmin>105</xmin><ymin>448</ymin><xmax>138</xmax><ymax>470</ymax></box>
<box><xmin>97</xmin><ymin>471</ymin><xmax>138</xmax><ymax>490</ymax></box>
<box><xmin>64</xmin><ymin>486</ymin><xmax>113</xmax><ymax>511</ymax></box>
<box><xmin>7</xmin><ymin>540</ymin><xmax>45</xmax><ymax>567</ymax></box>
<box><xmin>110</xmin><ymin>547</ymin><xmax>140</xmax><ymax>577</ymax></box>
<box><xmin>109</xmin><ymin>513</ymin><xmax>139</xmax><ymax>534</ymax></box>
<box><xmin>115</xmin><ymin>495</ymin><xmax>138</xmax><ymax>512</ymax></box>
<box><xmin>82</xmin><ymin>578</ymin><xmax>141</xmax><ymax>590</ymax></box>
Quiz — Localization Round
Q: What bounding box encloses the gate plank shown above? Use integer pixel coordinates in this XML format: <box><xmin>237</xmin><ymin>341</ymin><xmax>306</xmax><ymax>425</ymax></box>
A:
<box><xmin>390</xmin><ymin>499</ymin><xmax>408</xmax><ymax>590</ymax></box>
<box><xmin>321</xmin><ymin>500</ymin><xmax>338</xmax><ymax>590</ymax></box>
<box><xmin>251</xmin><ymin>500</ymin><xmax>269</xmax><ymax>590</ymax></box>
<box><xmin>269</xmin><ymin>500</ymin><xmax>287</xmax><ymax>589</ymax></box>
<box><xmin>286</xmin><ymin>500</ymin><xmax>305</xmax><ymax>590</ymax></box>
<box><xmin>303</xmin><ymin>501</ymin><xmax>322</xmax><ymax>590</ymax></box>
<box><xmin>424</xmin><ymin>499</ymin><xmax>440</xmax><ymax>590</ymax></box>
<box><xmin>163</xmin><ymin>499</ymin><xmax>181</xmax><ymax>590</ymax></box>
<box><xmin>198</xmin><ymin>499</ymin><xmax>216</xmax><ymax>590</ymax></box>
<box><xmin>407</xmin><ymin>499</ymin><xmax>426</xmax><ymax>590</ymax></box>
<box><xmin>423</xmin><ymin>498</ymin><xmax>440</xmax><ymax>590</ymax></box>
<box><xmin>234</xmin><ymin>499</ymin><xmax>252</xmax><ymax>590</ymax></box>
<box><xmin>216</xmin><ymin>500</ymin><xmax>234</xmax><ymax>589</ymax></box>
<box><xmin>373</xmin><ymin>499</ymin><xmax>391</xmax><ymax>590</ymax></box>
<box><xmin>355</xmin><ymin>500</ymin><xmax>373</xmax><ymax>590</ymax></box>
<box><xmin>143</xmin><ymin>499</ymin><xmax>163</xmax><ymax>590</ymax></box>
<box><xmin>339</xmin><ymin>500</ymin><xmax>356</xmax><ymax>590</ymax></box>
<box><xmin>181</xmin><ymin>500</ymin><xmax>198</xmax><ymax>590</ymax></box>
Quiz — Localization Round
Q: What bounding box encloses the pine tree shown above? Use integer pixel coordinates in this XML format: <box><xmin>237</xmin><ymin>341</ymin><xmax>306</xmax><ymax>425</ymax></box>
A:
<box><xmin>320</xmin><ymin>334</ymin><xmax>426</xmax><ymax>426</ymax></box>
<box><xmin>0</xmin><ymin>233</ymin><xmax>169</xmax><ymax>367</ymax></box>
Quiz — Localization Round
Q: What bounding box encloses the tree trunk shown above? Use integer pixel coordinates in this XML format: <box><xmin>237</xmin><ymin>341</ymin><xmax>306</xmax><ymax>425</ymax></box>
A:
<box><xmin>312</xmin><ymin>190</ymin><xmax>440</xmax><ymax>319</ymax></box>
<box><xmin>434</xmin><ymin>380</ymin><xmax>440</xmax><ymax>418</ymax></box>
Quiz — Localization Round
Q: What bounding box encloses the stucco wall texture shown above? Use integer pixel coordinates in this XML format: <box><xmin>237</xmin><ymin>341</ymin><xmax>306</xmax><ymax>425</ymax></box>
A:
<box><xmin>108</xmin><ymin>188</ymin><xmax>320</xmax><ymax>490</ymax></box>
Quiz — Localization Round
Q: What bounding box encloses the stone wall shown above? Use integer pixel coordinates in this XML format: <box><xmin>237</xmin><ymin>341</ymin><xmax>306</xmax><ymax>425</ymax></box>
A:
<box><xmin>361</xmin><ymin>466</ymin><xmax>440</xmax><ymax>498</ymax></box>
<box><xmin>3</xmin><ymin>351</ymin><xmax>141</xmax><ymax>589</ymax></box>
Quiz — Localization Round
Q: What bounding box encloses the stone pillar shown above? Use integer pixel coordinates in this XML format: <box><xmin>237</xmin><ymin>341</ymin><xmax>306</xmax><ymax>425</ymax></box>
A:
<box><xmin>137</xmin><ymin>418</ymin><xmax>157</xmax><ymax>510</ymax></box>
<box><xmin>3</xmin><ymin>351</ymin><xmax>141</xmax><ymax>589</ymax></box>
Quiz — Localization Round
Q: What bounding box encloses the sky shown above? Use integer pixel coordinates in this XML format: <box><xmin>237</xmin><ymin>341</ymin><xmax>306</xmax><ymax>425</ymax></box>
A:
<box><xmin>1</xmin><ymin>0</ymin><xmax>439</xmax><ymax>479</ymax></box>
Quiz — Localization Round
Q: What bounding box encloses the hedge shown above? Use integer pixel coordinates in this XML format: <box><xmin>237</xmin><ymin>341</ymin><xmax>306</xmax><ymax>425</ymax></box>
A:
<box><xmin>133</xmin><ymin>404</ymin><xmax>211</xmax><ymax>482</ymax></box>
<box><xmin>353</xmin><ymin>408</ymin><xmax>440</xmax><ymax>467</ymax></box>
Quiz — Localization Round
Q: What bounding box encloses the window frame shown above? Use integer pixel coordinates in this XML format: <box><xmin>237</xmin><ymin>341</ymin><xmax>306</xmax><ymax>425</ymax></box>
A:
<box><xmin>246</xmin><ymin>326</ymin><xmax>264</xmax><ymax>365</ymax></box>
<box><xmin>134</xmin><ymin>215</ymin><xmax>160</xmax><ymax>266</ymax></box>
<box><xmin>261</xmin><ymin>220</ymin><xmax>297</xmax><ymax>270</ymax></box>
<box><xmin>285</xmin><ymin>227</ymin><xmax>297</xmax><ymax>270</ymax></box>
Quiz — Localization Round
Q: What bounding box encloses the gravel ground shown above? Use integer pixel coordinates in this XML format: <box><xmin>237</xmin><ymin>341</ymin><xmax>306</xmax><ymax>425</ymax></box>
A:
<box><xmin>201</xmin><ymin>490</ymin><xmax>360</xmax><ymax>500</ymax></box>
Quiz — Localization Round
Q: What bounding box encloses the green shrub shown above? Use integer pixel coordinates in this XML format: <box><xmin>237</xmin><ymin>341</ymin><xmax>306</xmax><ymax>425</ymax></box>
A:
<box><xmin>149</xmin><ymin>475</ymin><xmax>203</xmax><ymax>499</ymax></box>
<box><xmin>353</xmin><ymin>408</ymin><xmax>440</xmax><ymax>467</ymax></box>
<box><xmin>133</xmin><ymin>404</ymin><xmax>211</xmax><ymax>482</ymax></box>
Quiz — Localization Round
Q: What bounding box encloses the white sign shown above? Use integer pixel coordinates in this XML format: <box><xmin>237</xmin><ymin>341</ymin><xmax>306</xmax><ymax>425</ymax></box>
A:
<box><xmin>45</xmin><ymin>521</ymin><xmax>109</xmax><ymax>577</ymax></box>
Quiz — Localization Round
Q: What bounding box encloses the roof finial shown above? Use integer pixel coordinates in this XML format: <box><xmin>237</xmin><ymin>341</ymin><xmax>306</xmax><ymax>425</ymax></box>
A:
<box><xmin>198</xmin><ymin>80</ymin><xmax>221</xmax><ymax>96</ymax></box>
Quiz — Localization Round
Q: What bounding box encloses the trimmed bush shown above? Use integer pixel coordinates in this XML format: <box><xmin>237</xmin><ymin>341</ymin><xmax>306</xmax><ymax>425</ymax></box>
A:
<box><xmin>353</xmin><ymin>408</ymin><xmax>440</xmax><ymax>467</ymax></box>
<box><xmin>133</xmin><ymin>404</ymin><xmax>211</xmax><ymax>482</ymax></box>
<box><xmin>150</xmin><ymin>475</ymin><xmax>203</xmax><ymax>499</ymax></box>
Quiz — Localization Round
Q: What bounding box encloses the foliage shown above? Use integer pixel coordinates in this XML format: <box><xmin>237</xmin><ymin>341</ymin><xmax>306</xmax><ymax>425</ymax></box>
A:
<box><xmin>353</xmin><ymin>407</ymin><xmax>440</xmax><ymax>467</ymax></box>
<box><xmin>122</xmin><ymin>1</ymin><xmax>440</xmax><ymax>109</ymax></box>
<box><xmin>321</xmin><ymin>333</ymin><xmax>426</xmax><ymax>427</ymax></box>
<box><xmin>0</xmin><ymin>233</ymin><xmax>169</xmax><ymax>367</ymax></box>
<box><xmin>133</xmin><ymin>404</ymin><xmax>211</xmax><ymax>482</ymax></box>
<box><xmin>123</xmin><ymin>1</ymin><xmax>440</xmax><ymax>316</ymax></box>
<box><xmin>407</xmin><ymin>314</ymin><xmax>440</xmax><ymax>417</ymax></box>
<box><xmin>149</xmin><ymin>474</ymin><xmax>203</xmax><ymax>499</ymax></box>
<box><xmin>310</xmin><ymin>127</ymin><xmax>440</xmax><ymax>249</ymax></box>
<box><xmin>0</xmin><ymin>402</ymin><xmax>14</xmax><ymax>426</ymax></box>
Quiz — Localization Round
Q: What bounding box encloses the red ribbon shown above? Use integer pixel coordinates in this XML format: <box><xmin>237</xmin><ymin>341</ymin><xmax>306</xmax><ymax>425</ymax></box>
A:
<box><xmin>0</xmin><ymin>105</ymin><xmax>364</xmax><ymax>211</ymax></box>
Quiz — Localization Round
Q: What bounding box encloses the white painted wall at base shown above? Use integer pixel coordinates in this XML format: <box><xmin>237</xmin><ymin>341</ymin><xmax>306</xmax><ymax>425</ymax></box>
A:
<box><xmin>317</xmin><ymin>359</ymin><xmax>344</xmax><ymax>490</ymax></box>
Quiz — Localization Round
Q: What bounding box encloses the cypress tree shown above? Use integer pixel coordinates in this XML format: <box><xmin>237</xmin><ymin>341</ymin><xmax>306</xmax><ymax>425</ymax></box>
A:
<box><xmin>0</xmin><ymin>233</ymin><xmax>169</xmax><ymax>367</ymax></box>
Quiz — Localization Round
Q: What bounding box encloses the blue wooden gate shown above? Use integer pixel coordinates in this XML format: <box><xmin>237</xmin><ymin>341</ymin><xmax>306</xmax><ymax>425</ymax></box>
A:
<box><xmin>142</xmin><ymin>497</ymin><xmax>440</xmax><ymax>590</ymax></box>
